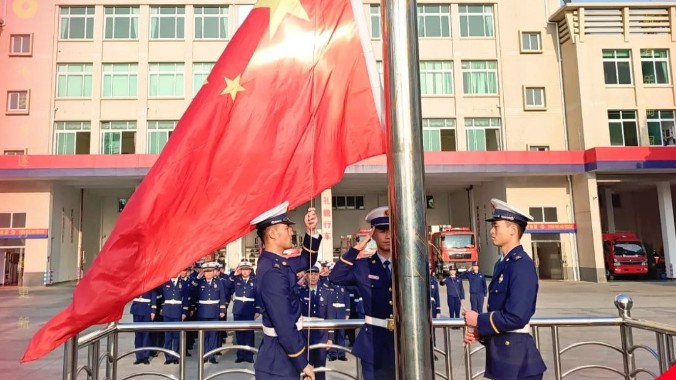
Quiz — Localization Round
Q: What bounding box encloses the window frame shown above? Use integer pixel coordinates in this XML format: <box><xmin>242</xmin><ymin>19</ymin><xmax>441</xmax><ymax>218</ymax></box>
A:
<box><xmin>147</xmin><ymin>120</ymin><xmax>177</xmax><ymax>154</ymax></box>
<box><xmin>9</xmin><ymin>34</ymin><xmax>33</xmax><ymax>56</ymax></box>
<box><xmin>56</xmin><ymin>63</ymin><xmax>93</xmax><ymax>98</ymax></box>
<box><xmin>602</xmin><ymin>49</ymin><xmax>633</xmax><ymax>86</ymax></box>
<box><xmin>102</xmin><ymin>63</ymin><xmax>138</xmax><ymax>98</ymax></box>
<box><xmin>422</xmin><ymin>118</ymin><xmax>457</xmax><ymax>151</ymax></box>
<box><xmin>331</xmin><ymin>196</ymin><xmax>365</xmax><ymax>210</ymax></box>
<box><xmin>100</xmin><ymin>121</ymin><xmax>137</xmax><ymax>154</ymax></box>
<box><xmin>607</xmin><ymin>110</ymin><xmax>639</xmax><ymax>147</ymax></box>
<box><xmin>646</xmin><ymin>110</ymin><xmax>676</xmax><ymax>146</ymax></box>
<box><xmin>419</xmin><ymin>61</ymin><xmax>453</xmax><ymax>96</ymax></box>
<box><xmin>462</xmin><ymin>60</ymin><xmax>498</xmax><ymax>96</ymax></box>
<box><xmin>193</xmin><ymin>62</ymin><xmax>216</xmax><ymax>96</ymax></box>
<box><xmin>54</xmin><ymin>121</ymin><xmax>92</xmax><ymax>155</ymax></box>
<box><xmin>370</xmin><ymin>5</ymin><xmax>381</xmax><ymax>39</ymax></box>
<box><xmin>417</xmin><ymin>4</ymin><xmax>451</xmax><ymax>38</ymax></box>
<box><xmin>104</xmin><ymin>6</ymin><xmax>140</xmax><ymax>40</ymax></box>
<box><xmin>458</xmin><ymin>4</ymin><xmax>494</xmax><ymax>38</ymax></box>
<box><xmin>520</xmin><ymin>31</ymin><xmax>542</xmax><ymax>53</ymax></box>
<box><xmin>523</xmin><ymin>86</ymin><xmax>546</xmax><ymax>110</ymax></box>
<box><xmin>149</xmin><ymin>6</ymin><xmax>185</xmax><ymax>40</ymax></box>
<box><xmin>194</xmin><ymin>6</ymin><xmax>229</xmax><ymax>40</ymax></box>
<box><xmin>6</xmin><ymin>90</ymin><xmax>30</xmax><ymax>115</ymax></box>
<box><xmin>148</xmin><ymin>62</ymin><xmax>185</xmax><ymax>98</ymax></box>
<box><xmin>640</xmin><ymin>49</ymin><xmax>671</xmax><ymax>85</ymax></box>
<box><xmin>59</xmin><ymin>6</ymin><xmax>95</xmax><ymax>40</ymax></box>
<box><xmin>528</xmin><ymin>207</ymin><xmax>558</xmax><ymax>223</ymax></box>
<box><xmin>465</xmin><ymin>117</ymin><xmax>501</xmax><ymax>151</ymax></box>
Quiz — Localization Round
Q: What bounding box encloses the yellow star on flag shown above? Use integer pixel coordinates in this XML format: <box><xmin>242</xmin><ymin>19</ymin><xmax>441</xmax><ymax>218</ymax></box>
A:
<box><xmin>221</xmin><ymin>75</ymin><xmax>245</xmax><ymax>101</ymax></box>
<box><xmin>254</xmin><ymin>0</ymin><xmax>309</xmax><ymax>37</ymax></box>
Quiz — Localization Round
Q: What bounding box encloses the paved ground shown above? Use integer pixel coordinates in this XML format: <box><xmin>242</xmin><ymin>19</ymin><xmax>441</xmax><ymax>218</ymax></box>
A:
<box><xmin>1</xmin><ymin>279</ymin><xmax>675</xmax><ymax>380</ymax></box>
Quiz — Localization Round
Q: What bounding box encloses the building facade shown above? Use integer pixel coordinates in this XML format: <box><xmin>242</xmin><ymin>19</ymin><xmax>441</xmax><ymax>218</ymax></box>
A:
<box><xmin>0</xmin><ymin>0</ymin><xmax>675</xmax><ymax>286</ymax></box>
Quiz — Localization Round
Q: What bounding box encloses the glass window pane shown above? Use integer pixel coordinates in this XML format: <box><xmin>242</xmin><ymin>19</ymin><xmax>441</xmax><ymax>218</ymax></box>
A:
<box><xmin>543</xmin><ymin>207</ymin><xmax>558</xmax><ymax>222</ymax></box>
<box><xmin>529</xmin><ymin>208</ymin><xmax>544</xmax><ymax>222</ymax></box>
<box><xmin>12</xmin><ymin>213</ymin><xmax>27</xmax><ymax>228</ymax></box>
<box><xmin>0</xmin><ymin>214</ymin><xmax>11</xmax><ymax>228</ymax></box>
<box><xmin>609</xmin><ymin>122</ymin><xmax>624</xmax><ymax>146</ymax></box>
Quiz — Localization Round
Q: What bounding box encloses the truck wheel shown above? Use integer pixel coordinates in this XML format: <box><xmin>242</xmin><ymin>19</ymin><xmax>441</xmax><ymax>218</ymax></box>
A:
<box><xmin>605</xmin><ymin>269</ymin><xmax>614</xmax><ymax>281</ymax></box>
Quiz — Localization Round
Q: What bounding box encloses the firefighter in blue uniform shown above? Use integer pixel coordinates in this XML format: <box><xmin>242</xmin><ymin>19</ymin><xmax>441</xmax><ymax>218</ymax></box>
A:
<box><xmin>215</xmin><ymin>263</ymin><xmax>233</xmax><ymax>347</ymax></box>
<box><xmin>442</xmin><ymin>266</ymin><xmax>464</xmax><ymax>318</ymax></box>
<box><xmin>228</xmin><ymin>260</ymin><xmax>259</xmax><ymax>363</ymax></box>
<box><xmin>430</xmin><ymin>264</ymin><xmax>441</xmax><ymax>319</ymax></box>
<box><xmin>183</xmin><ymin>263</ymin><xmax>198</xmax><ymax>355</ymax></box>
<box><xmin>328</xmin><ymin>263</ymin><xmax>350</xmax><ymax>362</ymax></box>
<box><xmin>460</xmin><ymin>262</ymin><xmax>488</xmax><ymax>312</ymax></box>
<box><xmin>329</xmin><ymin>206</ymin><xmax>395</xmax><ymax>380</ymax></box>
<box><xmin>463</xmin><ymin>198</ymin><xmax>547</xmax><ymax>380</ymax></box>
<box><xmin>299</xmin><ymin>266</ymin><xmax>335</xmax><ymax>380</ymax></box>
<box><xmin>130</xmin><ymin>289</ymin><xmax>157</xmax><ymax>365</ymax></box>
<box><xmin>160</xmin><ymin>269</ymin><xmax>190</xmax><ymax>364</ymax></box>
<box><xmin>192</xmin><ymin>261</ymin><xmax>227</xmax><ymax>364</ymax></box>
<box><xmin>253</xmin><ymin>202</ymin><xmax>321</xmax><ymax>380</ymax></box>
<box><xmin>344</xmin><ymin>285</ymin><xmax>362</xmax><ymax>348</ymax></box>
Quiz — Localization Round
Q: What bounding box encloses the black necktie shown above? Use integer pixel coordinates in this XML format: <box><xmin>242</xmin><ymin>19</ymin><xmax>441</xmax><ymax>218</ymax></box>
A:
<box><xmin>384</xmin><ymin>260</ymin><xmax>391</xmax><ymax>281</ymax></box>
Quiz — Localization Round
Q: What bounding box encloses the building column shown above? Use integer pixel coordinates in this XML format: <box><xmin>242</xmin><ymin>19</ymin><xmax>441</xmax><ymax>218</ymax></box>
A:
<box><xmin>604</xmin><ymin>188</ymin><xmax>616</xmax><ymax>232</ymax></box>
<box><xmin>657</xmin><ymin>182</ymin><xmax>676</xmax><ymax>279</ymax></box>
<box><xmin>571</xmin><ymin>173</ymin><xmax>606</xmax><ymax>282</ymax></box>
<box><xmin>320</xmin><ymin>189</ymin><xmax>334</xmax><ymax>262</ymax></box>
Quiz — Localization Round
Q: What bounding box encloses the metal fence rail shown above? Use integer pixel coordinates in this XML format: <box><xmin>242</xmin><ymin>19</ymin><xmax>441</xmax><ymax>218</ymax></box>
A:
<box><xmin>63</xmin><ymin>294</ymin><xmax>675</xmax><ymax>380</ymax></box>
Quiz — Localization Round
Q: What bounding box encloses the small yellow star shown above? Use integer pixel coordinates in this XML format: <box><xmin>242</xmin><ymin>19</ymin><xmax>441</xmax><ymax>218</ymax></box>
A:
<box><xmin>220</xmin><ymin>75</ymin><xmax>245</xmax><ymax>102</ymax></box>
<box><xmin>254</xmin><ymin>0</ymin><xmax>309</xmax><ymax>37</ymax></box>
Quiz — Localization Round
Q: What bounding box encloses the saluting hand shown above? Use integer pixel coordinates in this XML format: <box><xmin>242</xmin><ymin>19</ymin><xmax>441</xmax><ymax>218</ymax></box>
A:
<box><xmin>354</xmin><ymin>227</ymin><xmax>374</xmax><ymax>251</ymax></box>
<box><xmin>304</xmin><ymin>208</ymin><xmax>318</xmax><ymax>234</ymax></box>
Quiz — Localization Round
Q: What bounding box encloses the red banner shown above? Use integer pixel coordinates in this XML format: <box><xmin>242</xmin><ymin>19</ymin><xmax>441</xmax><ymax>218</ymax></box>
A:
<box><xmin>526</xmin><ymin>223</ymin><xmax>576</xmax><ymax>233</ymax></box>
<box><xmin>0</xmin><ymin>228</ymin><xmax>49</xmax><ymax>238</ymax></box>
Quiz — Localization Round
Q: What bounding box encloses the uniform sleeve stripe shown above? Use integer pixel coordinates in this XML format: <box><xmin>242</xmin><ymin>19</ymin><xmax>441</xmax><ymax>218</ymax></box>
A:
<box><xmin>489</xmin><ymin>312</ymin><xmax>500</xmax><ymax>334</ymax></box>
<box><xmin>340</xmin><ymin>257</ymin><xmax>354</xmax><ymax>266</ymax></box>
<box><xmin>287</xmin><ymin>346</ymin><xmax>306</xmax><ymax>358</ymax></box>
<box><xmin>303</xmin><ymin>246</ymin><xmax>318</xmax><ymax>253</ymax></box>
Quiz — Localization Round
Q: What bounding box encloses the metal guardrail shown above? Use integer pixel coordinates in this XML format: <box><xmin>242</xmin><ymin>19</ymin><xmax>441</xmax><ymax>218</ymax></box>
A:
<box><xmin>63</xmin><ymin>294</ymin><xmax>676</xmax><ymax>379</ymax></box>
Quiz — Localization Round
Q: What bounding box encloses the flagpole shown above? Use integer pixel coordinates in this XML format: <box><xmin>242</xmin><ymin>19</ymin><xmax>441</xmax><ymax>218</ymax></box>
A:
<box><xmin>381</xmin><ymin>0</ymin><xmax>434</xmax><ymax>378</ymax></box>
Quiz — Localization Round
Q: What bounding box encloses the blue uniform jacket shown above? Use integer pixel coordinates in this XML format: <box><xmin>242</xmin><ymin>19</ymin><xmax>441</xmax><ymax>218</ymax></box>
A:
<box><xmin>299</xmin><ymin>283</ymin><xmax>335</xmax><ymax>340</ymax></box>
<box><xmin>429</xmin><ymin>276</ymin><xmax>441</xmax><ymax>318</ymax></box>
<box><xmin>191</xmin><ymin>278</ymin><xmax>227</xmax><ymax>319</ymax></box>
<box><xmin>160</xmin><ymin>279</ymin><xmax>189</xmax><ymax>319</ymax></box>
<box><xmin>228</xmin><ymin>275</ymin><xmax>259</xmax><ymax>317</ymax></box>
<box><xmin>130</xmin><ymin>289</ymin><xmax>157</xmax><ymax>317</ymax></box>
<box><xmin>330</xmin><ymin>282</ymin><xmax>350</xmax><ymax>319</ymax></box>
<box><xmin>460</xmin><ymin>271</ymin><xmax>488</xmax><ymax>296</ymax></box>
<box><xmin>442</xmin><ymin>276</ymin><xmax>465</xmax><ymax>299</ymax></box>
<box><xmin>254</xmin><ymin>233</ymin><xmax>321</xmax><ymax>376</ymax></box>
<box><xmin>477</xmin><ymin>245</ymin><xmax>547</xmax><ymax>379</ymax></box>
<box><xmin>329</xmin><ymin>248</ymin><xmax>394</xmax><ymax>365</ymax></box>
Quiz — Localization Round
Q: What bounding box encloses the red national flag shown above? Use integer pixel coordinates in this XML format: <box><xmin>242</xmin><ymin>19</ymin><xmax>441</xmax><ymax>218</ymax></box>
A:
<box><xmin>23</xmin><ymin>0</ymin><xmax>384</xmax><ymax>362</ymax></box>
<box><xmin>658</xmin><ymin>365</ymin><xmax>676</xmax><ymax>379</ymax></box>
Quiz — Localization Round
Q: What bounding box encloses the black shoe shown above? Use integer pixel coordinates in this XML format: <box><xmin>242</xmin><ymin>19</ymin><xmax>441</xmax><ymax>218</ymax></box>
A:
<box><xmin>173</xmin><ymin>359</ymin><xmax>179</xmax><ymax>364</ymax></box>
<box><xmin>215</xmin><ymin>352</ymin><xmax>222</xmax><ymax>356</ymax></box>
<box><xmin>209</xmin><ymin>358</ymin><xmax>218</xmax><ymax>364</ymax></box>
<box><xmin>186</xmin><ymin>352</ymin><xmax>192</xmax><ymax>357</ymax></box>
<box><xmin>338</xmin><ymin>357</ymin><xmax>348</xmax><ymax>361</ymax></box>
<box><xmin>164</xmin><ymin>360</ymin><xmax>172</xmax><ymax>365</ymax></box>
<box><xmin>235</xmin><ymin>358</ymin><xmax>244</xmax><ymax>363</ymax></box>
<box><xmin>143</xmin><ymin>359</ymin><xmax>150</xmax><ymax>365</ymax></box>
<box><xmin>328</xmin><ymin>357</ymin><xmax>336</xmax><ymax>362</ymax></box>
<box><xmin>151</xmin><ymin>352</ymin><xmax>159</xmax><ymax>357</ymax></box>
<box><xmin>203</xmin><ymin>359</ymin><xmax>208</xmax><ymax>363</ymax></box>
<box><xmin>133</xmin><ymin>359</ymin><xmax>143</xmax><ymax>365</ymax></box>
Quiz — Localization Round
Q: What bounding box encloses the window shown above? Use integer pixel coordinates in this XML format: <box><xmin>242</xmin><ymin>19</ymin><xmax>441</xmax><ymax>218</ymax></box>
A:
<box><xmin>57</xmin><ymin>63</ymin><xmax>93</xmax><ymax>98</ymax></box>
<box><xmin>150</xmin><ymin>6</ymin><xmax>185</xmax><ymax>39</ymax></box>
<box><xmin>520</xmin><ymin>32</ymin><xmax>541</xmax><ymax>52</ymax></box>
<box><xmin>603</xmin><ymin>50</ymin><xmax>632</xmax><ymax>85</ymax></box>
<box><xmin>54</xmin><ymin>121</ymin><xmax>91</xmax><ymax>155</ymax></box>
<box><xmin>237</xmin><ymin>5</ymin><xmax>253</xmax><ymax>28</ymax></box>
<box><xmin>465</xmin><ymin>118</ymin><xmax>501</xmax><ymax>151</ymax></box>
<box><xmin>59</xmin><ymin>7</ymin><xmax>95</xmax><ymax>40</ymax></box>
<box><xmin>3</xmin><ymin>150</ymin><xmax>26</xmax><ymax>155</ymax></box>
<box><xmin>417</xmin><ymin>5</ymin><xmax>450</xmax><ymax>38</ymax></box>
<box><xmin>9</xmin><ymin>34</ymin><xmax>32</xmax><ymax>56</ymax></box>
<box><xmin>193</xmin><ymin>62</ymin><xmax>215</xmax><ymax>96</ymax></box>
<box><xmin>420</xmin><ymin>61</ymin><xmax>453</xmax><ymax>95</ymax></box>
<box><xmin>459</xmin><ymin>4</ymin><xmax>494</xmax><ymax>37</ymax></box>
<box><xmin>331</xmin><ymin>196</ymin><xmax>365</xmax><ymax>210</ymax></box>
<box><xmin>608</xmin><ymin>110</ymin><xmax>638</xmax><ymax>146</ymax></box>
<box><xmin>524</xmin><ymin>87</ymin><xmax>546</xmax><ymax>109</ymax></box>
<box><xmin>641</xmin><ymin>49</ymin><xmax>670</xmax><ymax>85</ymax></box>
<box><xmin>462</xmin><ymin>61</ymin><xmax>498</xmax><ymax>95</ymax></box>
<box><xmin>147</xmin><ymin>121</ymin><xmax>177</xmax><ymax>154</ymax></box>
<box><xmin>102</xmin><ymin>64</ymin><xmax>138</xmax><ymax>98</ymax></box>
<box><xmin>370</xmin><ymin>5</ymin><xmax>381</xmax><ymax>39</ymax></box>
<box><xmin>375</xmin><ymin>60</ymin><xmax>384</xmax><ymax>85</ymax></box>
<box><xmin>423</xmin><ymin>119</ymin><xmax>456</xmax><ymax>151</ymax></box>
<box><xmin>149</xmin><ymin>63</ymin><xmax>185</xmax><ymax>97</ymax></box>
<box><xmin>529</xmin><ymin>145</ymin><xmax>550</xmax><ymax>151</ymax></box>
<box><xmin>101</xmin><ymin>121</ymin><xmax>137</xmax><ymax>154</ymax></box>
<box><xmin>104</xmin><ymin>7</ymin><xmax>140</xmax><ymax>39</ymax></box>
<box><xmin>6</xmin><ymin>91</ymin><xmax>29</xmax><ymax>114</ymax></box>
<box><xmin>529</xmin><ymin>207</ymin><xmax>558</xmax><ymax>222</ymax></box>
<box><xmin>647</xmin><ymin>110</ymin><xmax>676</xmax><ymax>146</ymax></box>
<box><xmin>0</xmin><ymin>213</ymin><xmax>26</xmax><ymax>228</ymax></box>
<box><xmin>195</xmin><ymin>6</ymin><xmax>229</xmax><ymax>39</ymax></box>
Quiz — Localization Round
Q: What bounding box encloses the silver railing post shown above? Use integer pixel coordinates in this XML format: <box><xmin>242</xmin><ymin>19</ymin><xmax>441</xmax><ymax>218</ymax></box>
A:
<box><xmin>443</xmin><ymin>326</ymin><xmax>453</xmax><ymax>380</ymax></box>
<box><xmin>111</xmin><ymin>330</ymin><xmax>119</xmax><ymax>380</ymax></box>
<box><xmin>551</xmin><ymin>326</ymin><xmax>562</xmax><ymax>380</ymax></box>
<box><xmin>179</xmin><ymin>330</ymin><xmax>187</xmax><ymax>380</ymax></box>
<box><xmin>105</xmin><ymin>328</ymin><xmax>113</xmax><ymax>380</ymax></box>
<box><xmin>615</xmin><ymin>294</ymin><xmax>635</xmax><ymax>377</ymax></box>
<box><xmin>668</xmin><ymin>335</ymin><xmax>675</xmax><ymax>367</ymax></box>
<box><xmin>463</xmin><ymin>327</ymin><xmax>472</xmax><ymax>380</ymax></box>
<box><xmin>356</xmin><ymin>356</ymin><xmax>363</xmax><ymax>380</ymax></box>
<box><xmin>657</xmin><ymin>332</ymin><xmax>669</xmax><ymax>374</ymax></box>
<box><xmin>62</xmin><ymin>335</ymin><xmax>78</xmax><ymax>380</ymax></box>
<box><xmin>533</xmin><ymin>325</ymin><xmax>541</xmax><ymax>351</ymax></box>
<box><xmin>89</xmin><ymin>340</ymin><xmax>100</xmax><ymax>380</ymax></box>
<box><xmin>197</xmin><ymin>330</ymin><xmax>205</xmax><ymax>380</ymax></box>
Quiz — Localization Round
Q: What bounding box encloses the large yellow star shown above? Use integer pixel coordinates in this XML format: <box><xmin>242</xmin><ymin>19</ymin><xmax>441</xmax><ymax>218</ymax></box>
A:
<box><xmin>254</xmin><ymin>0</ymin><xmax>309</xmax><ymax>37</ymax></box>
<box><xmin>220</xmin><ymin>75</ymin><xmax>245</xmax><ymax>102</ymax></box>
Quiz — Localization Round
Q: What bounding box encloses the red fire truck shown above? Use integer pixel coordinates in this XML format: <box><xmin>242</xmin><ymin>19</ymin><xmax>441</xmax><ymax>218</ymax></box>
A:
<box><xmin>602</xmin><ymin>231</ymin><xmax>649</xmax><ymax>280</ymax></box>
<box><xmin>428</xmin><ymin>226</ymin><xmax>478</xmax><ymax>277</ymax></box>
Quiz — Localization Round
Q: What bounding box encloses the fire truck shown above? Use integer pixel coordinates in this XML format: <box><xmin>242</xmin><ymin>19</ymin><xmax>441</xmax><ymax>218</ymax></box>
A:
<box><xmin>602</xmin><ymin>231</ymin><xmax>649</xmax><ymax>280</ymax></box>
<box><xmin>428</xmin><ymin>226</ymin><xmax>478</xmax><ymax>277</ymax></box>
